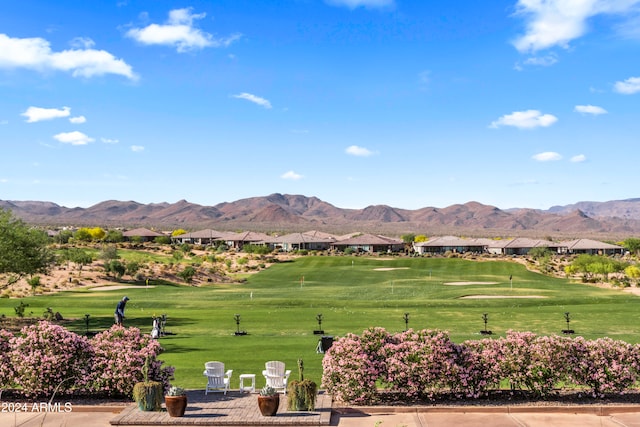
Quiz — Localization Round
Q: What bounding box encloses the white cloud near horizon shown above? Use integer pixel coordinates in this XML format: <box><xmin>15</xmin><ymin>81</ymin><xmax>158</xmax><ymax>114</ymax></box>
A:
<box><xmin>0</xmin><ymin>33</ymin><xmax>137</xmax><ymax>79</ymax></box>
<box><xmin>512</xmin><ymin>0</ymin><xmax>640</xmax><ymax>53</ymax></box>
<box><xmin>69</xmin><ymin>115</ymin><xmax>86</xmax><ymax>124</ymax></box>
<box><xmin>281</xmin><ymin>171</ymin><xmax>303</xmax><ymax>180</ymax></box>
<box><xmin>22</xmin><ymin>106</ymin><xmax>70</xmax><ymax>123</ymax></box>
<box><xmin>346</xmin><ymin>145</ymin><xmax>374</xmax><ymax>157</ymax></box>
<box><xmin>325</xmin><ymin>0</ymin><xmax>394</xmax><ymax>9</ymax></box>
<box><xmin>232</xmin><ymin>92</ymin><xmax>272</xmax><ymax>109</ymax></box>
<box><xmin>126</xmin><ymin>8</ymin><xmax>241</xmax><ymax>53</ymax></box>
<box><xmin>130</xmin><ymin>145</ymin><xmax>144</xmax><ymax>152</ymax></box>
<box><xmin>574</xmin><ymin>104</ymin><xmax>607</xmax><ymax>115</ymax></box>
<box><xmin>532</xmin><ymin>151</ymin><xmax>562</xmax><ymax>161</ymax></box>
<box><xmin>490</xmin><ymin>110</ymin><xmax>558</xmax><ymax>129</ymax></box>
<box><xmin>571</xmin><ymin>154</ymin><xmax>587</xmax><ymax>162</ymax></box>
<box><xmin>614</xmin><ymin>76</ymin><xmax>640</xmax><ymax>94</ymax></box>
<box><xmin>53</xmin><ymin>131</ymin><xmax>94</xmax><ymax>145</ymax></box>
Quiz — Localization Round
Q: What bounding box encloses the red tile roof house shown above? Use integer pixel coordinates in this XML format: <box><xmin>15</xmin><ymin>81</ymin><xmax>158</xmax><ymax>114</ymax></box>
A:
<box><xmin>222</xmin><ymin>231</ymin><xmax>272</xmax><ymax>250</ymax></box>
<box><xmin>330</xmin><ymin>233</ymin><xmax>404</xmax><ymax>253</ymax></box>
<box><xmin>122</xmin><ymin>227</ymin><xmax>166</xmax><ymax>242</ymax></box>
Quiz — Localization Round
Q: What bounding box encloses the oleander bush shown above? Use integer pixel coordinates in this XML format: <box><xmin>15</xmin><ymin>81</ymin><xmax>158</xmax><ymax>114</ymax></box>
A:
<box><xmin>322</xmin><ymin>327</ymin><xmax>640</xmax><ymax>404</ymax></box>
<box><xmin>2</xmin><ymin>321</ymin><xmax>173</xmax><ymax>398</ymax></box>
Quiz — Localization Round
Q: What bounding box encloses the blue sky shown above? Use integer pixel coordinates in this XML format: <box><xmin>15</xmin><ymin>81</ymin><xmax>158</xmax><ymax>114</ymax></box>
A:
<box><xmin>1</xmin><ymin>0</ymin><xmax>639</xmax><ymax>211</ymax></box>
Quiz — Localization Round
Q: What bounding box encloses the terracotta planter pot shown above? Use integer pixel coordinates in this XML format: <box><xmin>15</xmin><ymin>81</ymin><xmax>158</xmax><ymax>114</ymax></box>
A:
<box><xmin>257</xmin><ymin>394</ymin><xmax>279</xmax><ymax>416</ymax></box>
<box><xmin>165</xmin><ymin>395</ymin><xmax>187</xmax><ymax>417</ymax></box>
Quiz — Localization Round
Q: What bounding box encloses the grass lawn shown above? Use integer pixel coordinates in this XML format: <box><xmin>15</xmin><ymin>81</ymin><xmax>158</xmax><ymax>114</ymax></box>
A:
<box><xmin>1</xmin><ymin>255</ymin><xmax>639</xmax><ymax>391</ymax></box>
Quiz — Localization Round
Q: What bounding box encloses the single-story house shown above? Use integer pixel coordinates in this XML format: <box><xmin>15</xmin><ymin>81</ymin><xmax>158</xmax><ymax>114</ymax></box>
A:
<box><xmin>171</xmin><ymin>229</ymin><xmax>225</xmax><ymax>245</ymax></box>
<box><xmin>558</xmin><ymin>238</ymin><xmax>625</xmax><ymax>255</ymax></box>
<box><xmin>224</xmin><ymin>231</ymin><xmax>272</xmax><ymax>249</ymax></box>
<box><xmin>123</xmin><ymin>227</ymin><xmax>166</xmax><ymax>242</ymax></box>
<box><xmin>330</xmin><ymin>233</ymin><xmax>404</xmax><ymax>253</ymax></box>
<box><xmin>487</xmin><ymin>238</ymin><xmax>562</xmax><ymax>255</ymax></box>
<box><xmin>265</xmin><ymin>232</ymin><xmax>335</xmax><ymax>252</ymax></box>
<box><xmin>413</xmin><ymin>236</ymin><xmax>488</xmax><ymax>254</ymax></box>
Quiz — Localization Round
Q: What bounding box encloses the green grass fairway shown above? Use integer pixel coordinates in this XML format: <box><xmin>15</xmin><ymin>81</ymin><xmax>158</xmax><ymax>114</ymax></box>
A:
<box><xmin>2</xmin><ymin>256</ymin><xmax>639</xmax><ymax>390</ymax></box>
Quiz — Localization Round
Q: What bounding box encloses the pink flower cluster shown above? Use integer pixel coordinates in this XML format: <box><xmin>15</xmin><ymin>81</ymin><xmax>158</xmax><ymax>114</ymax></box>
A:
<box><xmin>1</xmin><ymin>321</ymin><xmax>174</xmax><ymax>398</ymax></box>
<box><xmin>322</xmin><ymin>327</ymin><xmax>640</xmax><ymax>404</ymax></box>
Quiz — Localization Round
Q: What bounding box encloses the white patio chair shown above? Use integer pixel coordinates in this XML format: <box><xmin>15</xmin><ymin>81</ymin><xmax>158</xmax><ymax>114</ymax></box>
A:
<box><xmin>203</xmin><ymin>361</ymin><xmax>232</xmax><ymax>395</ymax></box>
<box><xmin>262</xmin><ymin>360</ymin><xmax>291</xmax><ymax>394</ymax></box>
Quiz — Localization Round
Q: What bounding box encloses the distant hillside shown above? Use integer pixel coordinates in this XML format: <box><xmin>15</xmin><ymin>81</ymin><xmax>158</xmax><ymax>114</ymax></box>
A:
<box><xmin>3</xmin><ymin>194</ymin><xmax>640</xmax><ymax>239</ymax></box>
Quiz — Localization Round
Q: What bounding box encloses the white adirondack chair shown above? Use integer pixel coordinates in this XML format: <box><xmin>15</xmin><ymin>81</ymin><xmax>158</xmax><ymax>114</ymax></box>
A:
<box><xmin>262</xmin><ymin>361</ymin><xmax>291</xmax><ymax>394</ymax></box>
<box><xmin>203</xmin><ymin>361</ymin><xmax>232</xmax><ymax>395</ymax></box>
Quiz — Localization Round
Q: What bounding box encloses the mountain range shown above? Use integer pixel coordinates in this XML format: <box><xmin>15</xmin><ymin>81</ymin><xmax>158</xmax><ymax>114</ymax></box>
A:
<box><xmin>3</xmin><ymin>194</ymin><xmax>640</xmax><ymax>239</ymax></box>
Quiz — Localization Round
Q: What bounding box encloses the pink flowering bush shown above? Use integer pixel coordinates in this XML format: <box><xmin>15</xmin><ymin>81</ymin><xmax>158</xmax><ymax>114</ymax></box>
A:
<box><xmin>3</xmin><ymin>321</ymin><xmax>174</xmax><ymax>398</ymax></box>
<box><xmin>381</xmin><ymin>329</ymin><xmax>459</xmax><ymax>399</ymax></box>
<box><xmin>567</xmin><ymin>336</ymin><xmax>640</xmax><ymax>397</ymax></box>
<box><xmin>322</xmin><ymin>327</ymin><xmax>391</xmax><ymax>404</ymax></box>
<box><xmin>90</xmin><ymin>325</ymin><xmax>174</xmax><ymax>396</ymax></box>
<box><xmin>9</xmin><ymin>321</ymin><xmax>93</xmax><ymax>397</ymax></box>
<box><xmin>322</xmin><ymin>328</ymin><xmax>640</xmax><ymax>404</ymax></box>
<box><xmin>495</xmin><ymin>331</ymin><xmax>571</xmax><ymax>397</ymax></box>
<box><xmin>0</xmin><ymin>329</ymin><xmax>15</xmax><ymax>389</ymax></box>
<box><xmin>454</xmin><ymin>338</ymin><xmax>503</xmax><ymax>398</ymax></box>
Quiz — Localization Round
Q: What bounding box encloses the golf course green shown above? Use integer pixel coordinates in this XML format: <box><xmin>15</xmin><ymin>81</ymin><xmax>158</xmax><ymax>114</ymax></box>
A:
<box><xmin>1</xmin><ymin>255</ymin><xmax>639</xmax><ymax>390</ymax></box>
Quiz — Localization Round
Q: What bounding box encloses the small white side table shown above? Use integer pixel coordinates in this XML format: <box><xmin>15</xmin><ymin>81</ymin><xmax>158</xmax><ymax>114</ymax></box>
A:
<box><xmin>239</xmin><ymin>373</ymin><xmax>256</xmax><ymax>393</ymax></box>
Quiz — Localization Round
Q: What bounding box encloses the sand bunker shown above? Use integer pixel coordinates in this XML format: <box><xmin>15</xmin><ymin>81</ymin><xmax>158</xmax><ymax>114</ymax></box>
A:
<box><xmin>444</xmin><ymin>281</ymin><xmax>499</xmax><ymax>286</ymax></box>
<box><xmin>89</xmin><ymin>285</ymin><xmax>156</xmax><ymax>292</ymax></box>
<box><xmin>373</xmin><ymin>267</ymin><xmax>410</xmax><ymax>271</ymax></box>
<box><xmin>460</xmin><ymin>295</ymin><xmax>546</xmax><ymax>299</ymax></box>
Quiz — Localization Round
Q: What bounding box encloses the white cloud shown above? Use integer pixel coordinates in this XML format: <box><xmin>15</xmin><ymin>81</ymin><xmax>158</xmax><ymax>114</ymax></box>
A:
<box><xmin>490</xmin><ymin>110</ymin><xmax>558</xmax><ymax>129</ymax></box>
<box><xmin>512</xmin><ymin>0</ymin><xmax>640</xmax><ymax>53</ymax></box>
<box><xmin>126</xmin><ymin>8</ymin><xmax>241</xmax><ymax>53</ymax></box>
<box><xmin>346</xmin><ymin>145</ymin><xmax>374</xmax><ymax>157</ymax></box>
<box><xmin>532</xmin><ymin>151</ymin><xmax>562</xmax><ymax>161</ymax></box>
<box><xmin>53</xmin><ymin>131</ymin><xmax>94</xmax><ymax>145</ymax></box>
<box><xmin>325</xmin><ymin>0</ymin><xmax>394</xmax><ymax>9</ymax></box>
<box><xmin>571</xmin><ymin>154</ymin><xmax>587</xmax><ymax>162</ymax></box>
<box><xmin>131</xmin><ymin>145</ymin><xmax>144</xmax><ymax>152</ymax></box>
<box><xmin>281</xmin><ymin>170</ymin><xmax>303</xmax><ymax>180</ymax></box>
<box><xmin>22</xmin><ymin>106</ymin><xmax>70</xmax><ymax>123</ymax></box>
<box><xmin>69</xmin><ymin>115</ymin><xmax>86</xmax><ymax>124</ymax></box>
<box><xmin>0</xmin><ymin>120</ymin><xmax>7</xmax><ymax>125</ymax></box>
<box><xmin>574</xmin><ymin>104</ymin><xmax>607</xmax><ymax>115</ymax></box>
<box><xmin>232</xmin><ymin>92</ymin><xmax>272</xmax><ymax>109</ymax></box>
<box><xmin>524</xmin><ymin>54</ymin><xmax>558</xmax><ymax>67</ymax></box>
<box><xmin>69</xmin><ymin>37</ymin><xmax>95</xmax><ymax>49</ymax></box>
<box><xmin>614</xmin><ymin>76</ymin><xmax>640</xmax><ymax>94</ymax></box>
<box><xmin>0</xmin><ymin>33</ymin><xmax>137</xmax><ymax>80</ymax></box>
<box><xmin>101</xmin><ymin>138</ymin><xmax>119</xmax><ymax>144</ymax></box>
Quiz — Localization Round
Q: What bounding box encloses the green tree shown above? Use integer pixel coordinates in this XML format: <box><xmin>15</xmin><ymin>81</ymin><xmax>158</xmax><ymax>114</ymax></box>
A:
<box><xmin>52</xmin><ymin>229</ymin><xmax>73</xmax><ymax>244</ymax></box>
<box><xmin>105</xmin><ymin>260</ymin><xmax>126</xmax><ymax>280</ymax></box>
<box><xmin>99</xmin><ymin>245</ymin><xmax>119</xmax><ymax>263</ymax></box>
<box><xmin>0</xmin><ymin>209</ymin><xmax>54</xmax><ymax>289</ymax></box>
<box><xmin>154</xmin><ymin>235</ymin><xmax>171</xmax><ymax>244</ymax></box>
<box><xmin>73</xmin><ymin>228</ymin><xmax>93</xmax><ymax>242</ymax></box>
<box><xmin>68</xmin><ymin>248</ymin><xmax>93</xmax><ymax>274</ymax></box>
<box><xmin>623</xmin><ymin>238</ymin><xmax>640</xmax><ymax>256</ymax></box>
<box><xmin>104</xmin><ymin>229</ymin><xmax>124</xmax><ymax>243</ymax></box>
<box><xmin>177</xmin><ymin>266</ymin><xmax>196</xmax><ymax>283</ymax></box>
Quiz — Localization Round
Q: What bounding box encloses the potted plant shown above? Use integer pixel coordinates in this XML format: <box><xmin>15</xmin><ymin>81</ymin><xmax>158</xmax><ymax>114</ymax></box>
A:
<box><xmin>132</xmin><ymin>356</ymin><xmax>163</xmax><ymax>412</ymax></box>
<box><xmin>287</xmin><ymin>359</ymin><xmax>317</xmax><ymax>411</ymax></box>
<box><xmin>257</xmin><ymin>385</ymin><xmax>279</xmax><ymax>416</ymax></box>
<box><xmin>165</xmin><ymin>386</ymin><xmax>187</xmax><ymax>417</ymax></box>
